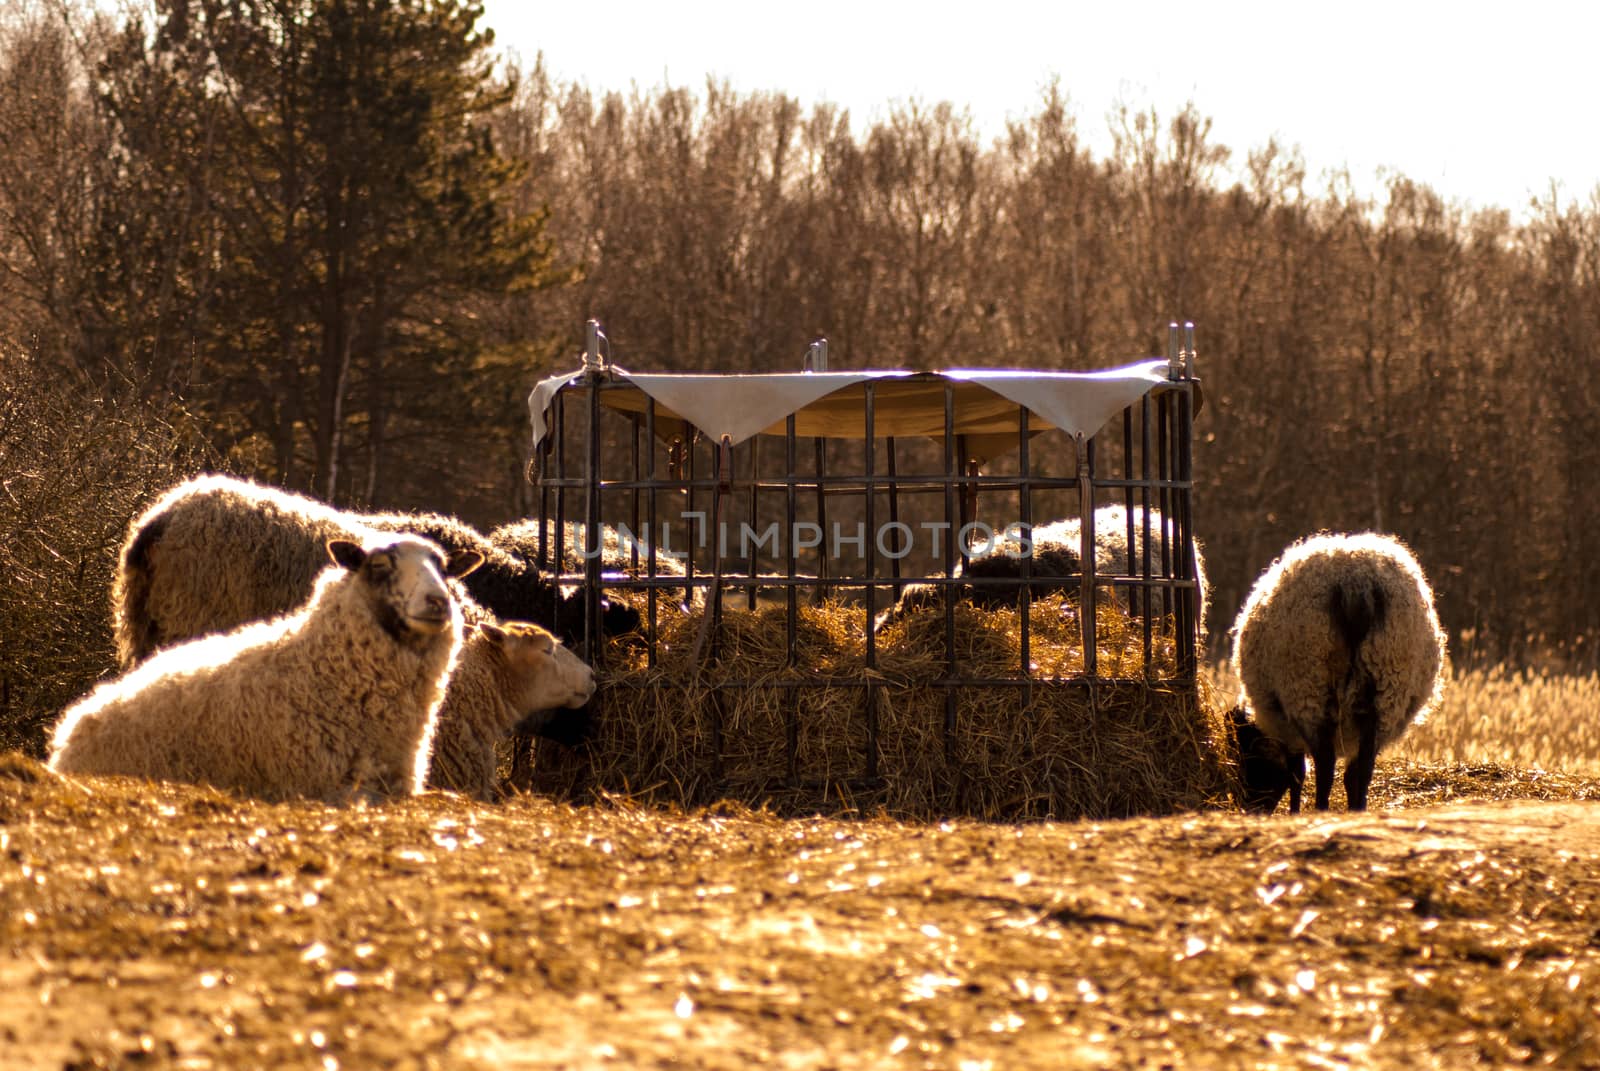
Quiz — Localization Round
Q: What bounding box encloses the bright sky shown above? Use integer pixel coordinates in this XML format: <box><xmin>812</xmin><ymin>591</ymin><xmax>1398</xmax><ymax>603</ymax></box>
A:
<box><xmin>480</xmin><ymin>0</ymin><xmax>1599</xmax><ymax>221</ymax></box>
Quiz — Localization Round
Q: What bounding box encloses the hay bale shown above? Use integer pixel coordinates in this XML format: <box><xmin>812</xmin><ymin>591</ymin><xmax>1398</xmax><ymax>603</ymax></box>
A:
<box><xmin>522</xmin><ymin>586</ymin><xmax>1234</xmax><ymax>821</ymax></box>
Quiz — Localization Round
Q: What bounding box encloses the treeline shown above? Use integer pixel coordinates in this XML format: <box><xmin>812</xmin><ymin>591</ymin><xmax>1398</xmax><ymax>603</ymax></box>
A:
<box><xmin>3</xmin><ymin>0</ymin><xmax>1599</xmax><ymax>688</ymax></box>
<box><xmin>495</xmin><ymin>69</ymin><xmax>1600</xmax><ymax>665</ymax></box>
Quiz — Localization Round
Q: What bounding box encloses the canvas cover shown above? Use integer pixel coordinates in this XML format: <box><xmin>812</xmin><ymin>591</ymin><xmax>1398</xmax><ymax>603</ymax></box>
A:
<box><xmin>528</xmin><ymin>359</ymin><xmax>1182</xmax><ymax>458</ymax></box>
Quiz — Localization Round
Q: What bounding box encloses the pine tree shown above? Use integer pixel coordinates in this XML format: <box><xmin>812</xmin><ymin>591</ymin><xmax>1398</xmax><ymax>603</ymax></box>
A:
<box><xmin>91</xmin><ymin>0</ymin><xmax>563</xmax><ymax>500</ymax></box>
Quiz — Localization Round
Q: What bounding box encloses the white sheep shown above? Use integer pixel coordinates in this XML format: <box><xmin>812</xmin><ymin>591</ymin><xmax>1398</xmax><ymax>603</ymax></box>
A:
<box><xmin>50</xmin><ymin>536</ymin><xmax>480</xmax><ymax>802</ymax></box>
<box><xmin>113</xmin><ymin>474</ymin><xmax>630</xmax><ymax>669</ymax></box>
<box><xmin>1229</xmin><ymin>531</ymin><xmax>1447</xmax><ymax>813</ymax></box>
<box><xmin>427</xmin><ymin>621</ymin><xmax>596</xmax><ymax>801</ymax></box>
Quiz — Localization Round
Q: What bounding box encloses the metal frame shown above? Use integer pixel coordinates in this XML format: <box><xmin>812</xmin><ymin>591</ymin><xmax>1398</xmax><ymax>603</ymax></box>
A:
<box><xmin>532</xmin><ymin>320</ymin><xmax>1203</xmax><ymax>788</ymax></box>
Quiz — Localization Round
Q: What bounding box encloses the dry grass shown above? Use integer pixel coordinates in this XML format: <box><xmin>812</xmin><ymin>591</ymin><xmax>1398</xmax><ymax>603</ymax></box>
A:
<box><xmin>1394</xmin><ymin>665</ymin><xmax>1600</xmax><ymax>774</ymax></box>
<box><xmin>534</xmin><ymin>594</ymin><xmax>1233</xmax><ymax>822</ymax></box>
<box><xmin>1209</xmin><ymin>661</ymin><xmax>1600</xmax><ymax>776</ymax></box>
<box><xmin>3</xmin><ymin>753</ymin><xmax>1599</xmax><ymax>1069</ymax></box>
<box><xmin>0</xmin><ymin>352</ymin><xmax>212</xmax><ymax>756</ymax></box>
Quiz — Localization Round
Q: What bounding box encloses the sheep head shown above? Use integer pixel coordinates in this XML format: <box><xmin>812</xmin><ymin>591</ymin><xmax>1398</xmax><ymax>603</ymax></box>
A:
<box><xmin>1230</xmin><ymin>706</ymin><xmax>1304</xmax><ymax>814</ymax></box>
<box><xmin>482</xmin><ymin>620</ymin><xmax>597</xmax><ymax>719</ymax></box>
<box><xmin>328</xmin><ymin>537</ymin><xmax>475</xmax><ymax>643</ymax></box>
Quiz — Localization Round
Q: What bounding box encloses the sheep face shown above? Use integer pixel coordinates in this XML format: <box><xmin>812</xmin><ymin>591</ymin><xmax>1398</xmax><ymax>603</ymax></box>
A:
<box><xmin>327</xmin><ymin>538</ymin><xmax>481</xmax><ymax>643</ymax></box>
<box><xmin>483</xmin><ymin>620</ymin><xmax>597</xmax><ymax>715</ymax></box>
<box><xmin>1230</xmin><ymin>707</ymin><xmax>1304</xmax><ymax>814</ymax></box>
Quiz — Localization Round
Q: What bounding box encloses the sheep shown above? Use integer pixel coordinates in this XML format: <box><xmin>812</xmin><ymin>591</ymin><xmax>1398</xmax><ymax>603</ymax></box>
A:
<box><xmin>113</xmin><ymin>475</ymin><xmax>638</xmax><ymax>671</ymax></box>
<box><xmin>874</xmin><ymin>505</ymin><xmax>1208</xmax><ymax>631</ymax></box>
<box><xmin>51</xmin><ymin>536</ymin><xmax>478</xmax><ymax>802</ymax></box>
<box><xmin>964</xmin><ymin>506</ymin><xmax>1209</xmax><ymax>618</ymax></box>
<box><xmin>489</xmin><ymin>518</ymin><xmax>678</xmax><ymax>573</ymax></box>
<box><xmin>1229</xmin><ymin>532</ymin><xmax>1447</xmax><ymax>813</ymax></box>
<box><xmin>491</xmin><ymin>517</ymin><xmax>689</xmax><ymax>596</ymax></box>
<box><xmin>1229</xmin><ymin>708</ymin><xmax>1304</xmax><ymax>814</ymax></box>
<box><xmin>427</xmin><ymin>620</ymin><xmax>596</xmax><ymax>801</ymax></box>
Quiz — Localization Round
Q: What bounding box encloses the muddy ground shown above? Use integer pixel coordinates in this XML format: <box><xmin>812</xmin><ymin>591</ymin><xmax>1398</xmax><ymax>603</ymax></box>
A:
<box><xmin>2</xmin><ymin>754</ymin><xmax>1598</xmax><ymax>1069</ymax></box>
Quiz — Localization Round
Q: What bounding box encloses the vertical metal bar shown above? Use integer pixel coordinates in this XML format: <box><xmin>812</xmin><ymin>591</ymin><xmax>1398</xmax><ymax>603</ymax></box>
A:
<box><xmin>554</xmin><ymin>388</ymin><xmax>568</xmax><ymax>640</ymax></box>
<box><xmin>863</xmin><ymin>382</ymin><xmax>879</xmax><ymax>780</ymax></box>
<box><xmin>1017</xmin><ymin>402</ymin><xmax>1032</xmax><ymax>711</ymax></box>
<box><xmin>1077</xmin><ymin>434</ymin><xmax>1097</xmax><ymax>680</ymax></box>
<box><xmin>864</xmin><ymin>385</ymin><xmax>878</xmax><ymax>662</ymax></box>
<box><xmin>705</xmin><ymin>436</ymin><xmax>732</xmax><ymax>782</ymax></box>
<box><xmin>685</xmin><ymin>431</ymin><xmax>698</xmax><ymax>608</ymax></box>
<box><xmin>785</xmin><ymin>413</ymin><xmax>799</xmax><ymax>783</ymax></box>
<box><xmin>1157</xmin><ymin>331</ymin><xmax>1173</xmax><ymax>624</ymax></box>
<box><xmin>942</xmin><ymin>383</ymin><xmax>958</xmax><ymax>763</ymax></box>
<box><xmin>785</xmin><ymin>415</ymin><xmax>798</xmax><ymax>659</ymax></box>
<box><xmin>814</xmin><ymin>434</ymin><xmax>829</xmax><ymax>598</ymax></box>
<box><xmin>956</xmin><ymin>434</ymin><xmax>972</xmax><ymax>537</ymax></box>
<box><xmin>646</xmin><ymin>398</ymin><xmax>659</xmax><ymax>668</ymax></box>
<box><xmin>1140</xmin><ymin>394</ymin><xmax>1153</xmax><ymax>675</ymax></box>
<box><xmin>886</xmin><ymin>437</ymin><xmax>902</xmax><ymax>593</ymax></box>
<box><xmin>629</xmin><ymin>416</ymin><xmax>641</xmax><ymax>576</ymax></box>
<box><xmin>537</xmin><ymin>433</ymin><xmax>551</xmax><ymax>571</ymax></box>
<box><xmin>745</xmin><ymin>436</ymin><xmax>760</xmax><ymax>611</ymax></box>
<box><xmin>1122</xmin><ymin>408</ymin><xmax>1136</xmax><ymax>520</ymax></box>
<box><xmin>710</xmin><ymin>437</ymin><xmax>732</xmax><ymax>622</ymax></box>
<box><xmin>1122</xmin><ymin>408</ymin><xmax>1135</xmax><ymax>624</ymax></box>
<box><xmin>1177</xmin><ymin>322</ymin><xmax>1199</xmax><ymax>679</ymax></box>
<box><xmin>584</xmin><ymin>336</ymin><xmax>604</xmax><ymax>665</ymax></box>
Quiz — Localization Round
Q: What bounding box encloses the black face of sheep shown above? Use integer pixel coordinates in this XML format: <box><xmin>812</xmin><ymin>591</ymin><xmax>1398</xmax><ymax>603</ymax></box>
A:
<box><xmin>599</xmin><ymin>597</ymin><xmax>643</xmax><ymax>638</ymax></box>
<box><xmin>517</xmin><ymin>705</ymin><xmax>597</xmax><ymax>750</ymax></box>
<box><xmin>960</xmin><ymin>530</ymin><xmax>1083</xmax><ymax>609</ymax></box>
<box><xmin>1230</xmin><ymin>708</ymin><xmax>1304</xmax><ymax>814</ymax></box>
<box><xmin>327</xmin><ymin>538</ymin><xmax>481</xmax><ymax>644</ymax></box>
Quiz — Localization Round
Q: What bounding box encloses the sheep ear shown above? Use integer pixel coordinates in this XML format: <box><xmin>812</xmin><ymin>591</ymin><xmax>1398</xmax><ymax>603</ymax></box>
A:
<box><xmin>480</xmin><ymin>622</ymin><xmax>507</xmax><ymax>647</ymax></box>
<box><xmin>328</xmin><ymin>540</ymin><xmax>366</xmax><ymax>571</ymax></box>
<box><xmin>445</xmin><ymin>549</ymin><xmax>483</xmax><ymax>579</ymax></box>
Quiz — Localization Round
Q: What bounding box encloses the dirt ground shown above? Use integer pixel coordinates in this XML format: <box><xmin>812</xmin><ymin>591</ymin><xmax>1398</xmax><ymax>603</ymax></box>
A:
<box><xmin>2</xmin><ymin>753</ymin><xmax>1598</xmax><ymax>1070</ymax></box>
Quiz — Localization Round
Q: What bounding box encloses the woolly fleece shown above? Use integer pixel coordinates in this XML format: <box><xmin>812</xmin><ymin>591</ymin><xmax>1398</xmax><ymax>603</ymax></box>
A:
<box><xmin>1231</xmin><ymin>531</ymin><xmax>1446</xmax><ymax>761</ymax></box>
<box><xmin>427</xmin><ymin>622</ymin><xmax>596</xmax><ymax>801</ymax></box>
<box><xmin>115</xmin><ymin>475</ymin><xmax>509</xmax><ymax>668</ymax></box>
<box><xmin>53</xmin><ymin>538</ymin><xmax>465</xmax><ymax>802</ymax></box>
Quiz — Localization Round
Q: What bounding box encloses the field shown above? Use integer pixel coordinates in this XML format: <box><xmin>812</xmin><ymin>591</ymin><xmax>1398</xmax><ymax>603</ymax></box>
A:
<box><xmin>4</xmin><ymin>667</ymin><xmax>1600</xmax><ymax>1069</ymax></box>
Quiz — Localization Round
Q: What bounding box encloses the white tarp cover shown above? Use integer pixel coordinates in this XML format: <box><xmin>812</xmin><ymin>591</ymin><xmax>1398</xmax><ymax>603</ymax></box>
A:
<box><xmin>528</xmin><ymin>359</ymin><xmax>1177</xmax><ymax>455</ymax></box>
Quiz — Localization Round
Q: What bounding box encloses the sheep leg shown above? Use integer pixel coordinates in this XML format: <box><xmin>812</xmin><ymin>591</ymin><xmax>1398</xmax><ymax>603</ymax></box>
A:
<box><xmin>1285</xmin><ymin>750</ymin><xmax>1305</xmax><ymax>814</ymax></box>
<box><xmin>1310</xmin><ymin>719</ymin><xmax>1338</xmax><ymax>812</ymax></box>
<box><xmin>1342</xmin><ymin>676</ymin><xmax>1381</xmax><ymax>811</ymax></box>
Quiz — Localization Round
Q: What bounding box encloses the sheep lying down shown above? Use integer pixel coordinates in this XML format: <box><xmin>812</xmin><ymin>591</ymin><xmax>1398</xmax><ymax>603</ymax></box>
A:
<box><xmin>51</xmin><ymin>537</ymin><xmax>480</xmax><ymax>802</ymax></box>
<box><xmin>1231</xmin><ymin>532</ymin><xmax>1447</xmax><ymax>813</ymax></box>
<box><xmin>113</xmin><ymin>474</ymin><xmax>618</xmax><ymax>756</ymax></box>
<box><xmin>428</xmin><ymin>621</ymin><xmax>596</xmax><ymax>801</ymax></box>
<box><xmin>114</xmin><ymin>473</ymin><xmax>637</xmax><ymax>669</ymax></box>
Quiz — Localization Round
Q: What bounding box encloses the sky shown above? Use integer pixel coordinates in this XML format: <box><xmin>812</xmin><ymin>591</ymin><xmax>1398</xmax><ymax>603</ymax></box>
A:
<box><xmin>478</xmin><ymin>0</ymin><xmax>1599</xmax><ymax>220</ymax></box>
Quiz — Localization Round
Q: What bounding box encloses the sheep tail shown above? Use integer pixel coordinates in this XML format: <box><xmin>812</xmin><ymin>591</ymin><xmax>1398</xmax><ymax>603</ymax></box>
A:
<box><xmin>111</xmin><ymin>511</ymin><xmax>169</xmax><ymax>669</ymax></box>
<box><xmin>1328</xmin><ymin>573</ymin><xmax>1388</xmax><ymax>727</ymax></box>
<box><xmin>1328</xmin><ymin>573</ymin><xmax>1387</xmax><ymax>658</ymax></box>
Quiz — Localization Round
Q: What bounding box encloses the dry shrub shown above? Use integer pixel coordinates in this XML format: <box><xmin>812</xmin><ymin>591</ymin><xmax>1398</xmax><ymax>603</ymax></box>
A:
<box><xmin>535</xmin><ymin>589</ymin><xmax>1233</xmax><ymax>821</ymax></box>
<box><xmin>1206</xmin><ymin>658</ymin><xmax>1600</xmax><ymax>778</ymax></box>
<box><xmin>1393</xmin><ymin>665</ymin><xmax>1600</xmax><ymax>775</ymax></box>
<box><xmin>0</xmin><ymin>351</ymin><xmax>211</xmax><ymax>755</ymax></box>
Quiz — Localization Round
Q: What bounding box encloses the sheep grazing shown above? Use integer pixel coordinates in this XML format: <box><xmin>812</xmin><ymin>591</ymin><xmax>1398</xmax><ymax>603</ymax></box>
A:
<box><xmin>965</xmin><ymin>506</ymin><xmax>1209</xmax><ymax>619</ymax></box>
<box><xmin>113</xmin><ymin>475</ymin><xmax>632</xmax><ymax>671</ymax></box>
<box><xmin>51</xmin><ymin>536</ymin><xmax>478</xmax><ymax>802</ymax></box>
<box><xmin>1230</xmin><ymin>532</ymin><xmax>1447</xmax><ymax>813</ymax></box>
<box><xmin>427</xmin><ymin>621</ymin><xmax>596</xmax><ymax>801</ymax></box>
<box><xmin>874</xmin><ymin>505</ymin><xmax>1208</xmax><ymax>632</ymax></box>
<box><xmin>491</xmin><ymin>518</ymin><xmax>687</xmax><ymax>604</ymax></box>
<box><xmin>489</xmin><ymin>518</ymin><xmax>681</xmax><ymax>574</ymax></box>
